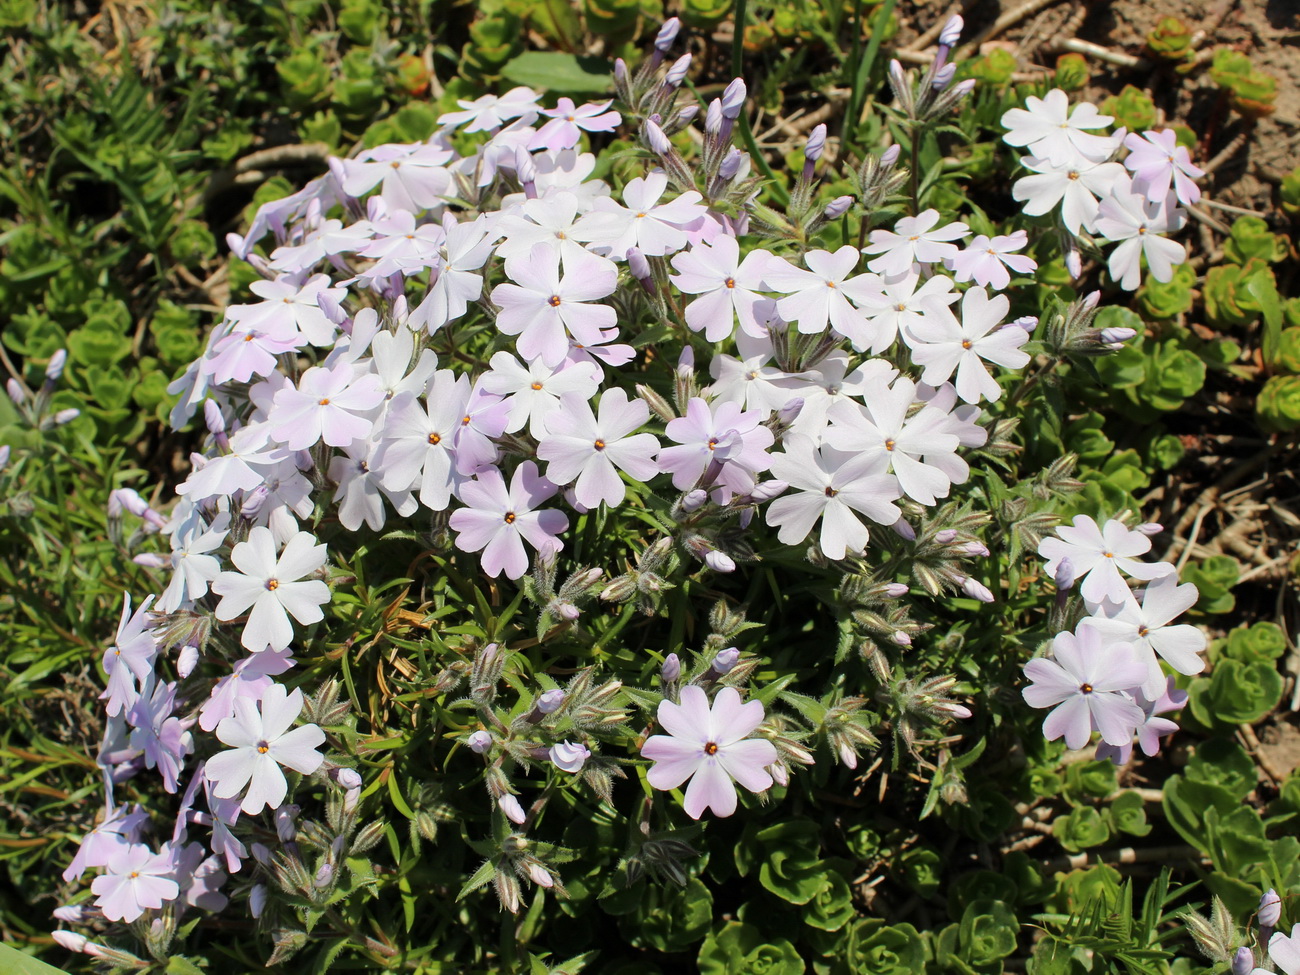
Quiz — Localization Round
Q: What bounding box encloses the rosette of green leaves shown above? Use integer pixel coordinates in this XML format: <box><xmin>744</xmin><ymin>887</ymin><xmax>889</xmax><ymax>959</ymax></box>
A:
<box><xmin>735</xmin><ymin>820</ymin><xmax>829</xmax><ymax>905</ymax></box>
<box><xmin>1181</xmin><ymin>555</ymin><xmax>1240</xmax><ymax>614</ymax></box>
<box><xmin>1257</xmin><ymin>375</ymin><xmax>1300</xmax><ymax>431</ymax></box>
<box><xmin>1210</xmin><ymin>49</ymin><xmax>1278</xmax><ymax>117</ymax></box>
<box><xmin>824</xmin><ymin>920</ymin><xmax>925</xmax><ymax>975</ymax></box>
<box><xmin>932</xmin><ymin>899</ymin><xmax>1020</xmax><ymax>972</ymax></box>
<box><xmin>1100</xmin><ymin>85</ymin><xmax>1156</xmax><ymax>132</ymax></box>
<box><xmin>697</xmin><ymin>922</ymin><xmax>804</xmax><ymax>975</ymax></box>
<box><xmin>460</xmin><ymin>10</ymin><xmax>525</xmax><ymax>82</ymax></box>
<box><xmin>1146</xmin><ymin>16</ymin><xmax>1193</xmax><ymax>62</ymax></box>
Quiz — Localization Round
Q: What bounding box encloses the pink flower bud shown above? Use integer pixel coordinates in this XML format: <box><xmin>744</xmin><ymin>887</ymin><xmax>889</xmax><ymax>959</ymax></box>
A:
<box><xmin>661</xmin><ymin>653</ymin><xmax>681</xmax><ymax>682</ymax></box>
<box><xmin>467</xmin><ymin>730</ymin><xmax>493</xmax><ymax>754</ymax></box>
<box><xmin>939</xmin><ymin>15</ymin><xmax>963</xmax><ymax>46</ymax></box>
<box><xmin>769</xmin><ymin>762</ymin><xmax>789</xmax><ymax>787</ymax></box>
<box><xmin>935</xmin><ymin>529</ymin><xmax>958</xmax><ymax>544</ymax></box>
<box><xmin>46</xmin><ymin>348</ymin><xmax>67</xmax><ymax>381</ymax></box>
<box><xmin>711</xmin><ymin>647</ymin><xmax>740</xmax><ymax>675</ymax></box>
<box><xmin>52</xmin><ymin>905</ymin><xmax>87</xmax><ymax>922</ymax></box>
<box><xmin>498</xmin><ymin>794</ymin><xmax>526</xmax><ymax>824</ymax></box>
<box><xmin>720</xmin><ymin>78</ymin><xmax>746</xmax><ymax>119</ymax></box>
<box><xmin>881</xmin><ymin>144</ymin><xmax>902</xmax><ymax>167</ymax></box>
<box><xmin>132</xmin><ymin>553</ymin><xmax>168</xmax><ymax>569</ymax></box>
<box><xmin>1054</xmin><ymin>557</ymin><xmax>1076</xmax><ymax>590</ymax></box>
<box><xmin>250</xmin><ymin>884</ymin><xmax>268</xmax><ymax>918</ymax></box>
<box><xmin>704</xmin><ymin>550</ymin><xmax>736</xmax><ymax>573</ymax></box>
<box><xmin>883</xmin><ymin>583</ymin><xmax>910</xmax><ymax>597</ymax></box>
<box><xmin>527</xmin><ymin>862</ymin><xmax>554</xmax><ymax>888</ymax></box>
<box><xmin>705</xmin><ymin>99</ymin><xmax>723</xmax><ymax>135</ymax></box>
<box><xmin>681</xmin><ymin>489</ymin><xmax>708</xmax><ymax>512</ymax></box>
<box><xmin>1232</xmin><ymin>947</ymin><xmax>1255</xmax><ymax>975</ymax></box>
<box><xmin>718</xmin><ymin>148</ymin><xmax>744</xmax><ymax>180</ymax></box>
<box><xmin>614</xmin><ymin>59</ymin><xmax>628</xmax><ymax>83</ymax></box>
<box><xmin>1011</xmin><ymin>315</ymin><xmax>1038</xmax><ymax>332</ymax></box>
<box><xmin>644</xmin><ymin>119</ymin><xmax>672</xmax><ymax>155</ymax></box>
<box><xmin>1260</xmin><ymin>889</ymin><xmax>1282</xmax><ymax>927</ymax></box>
<box><xmin>804</xmin><ymin>123</ymin><xmax>827</xmax><ymax>162</ymax></box>
<box><xmin>654</xmin><ymin>17</ymin><xmax>681</xmax><ymax>51</ymax></box>
<box><xmin>747</xmin><ymin>479</ymin><xmax>789</xmax><ymax>503</ymax></box>
<box><xmin>823</xmin><ymin>196</ymin><xmax>854</xmax><ymax>219</ymax></box>
<box><xmin>335</xmin><ymin>768</ymin><xmax>363</xmax><ymax>790</ymax></box>
<box><xmin>251</xmin><ymin>843</ymin><xmax>271</xmax><ymax>865</ymax></box>
<box><xmin>891</xmin><ymin>631</ymin><xmax>912</xmax><ymax>647</ymax></box>
<box><xmin>1100</xmin><ymin>327</ymin><xmax>1137</xmax><ymax>347</ymax></box>
<box><xmin>52</xmin><ymin>407</ymin><xmax>80</xmax><ymax>425</ymax></box>
<box><xmin>204</xmin><ymin>399</ymin><xmax>226</xmax><ymax>435</ymax></box>
<box><xmin>514</xmin><ymin>147</ymin><xmax>537</xmax><ymax>188</ymax></box>
<box><xmin>549</xmin><ymin>741</ymin><xmax>591</xmax><ymax>772</ymax></box>
<box><xmin>937</xmin><ymin>702</ymin><xmax>973</xmax><ymax>719</ymax></box>
<box><xmin>536</xmin><ymin>689</ymin><xmax>566</xmax><ymax>714</ymax></box>
<box><xmin>52</xmin><ymin>931</ymin><xmax>92</xmax><ymax>954</ymax></box>
<box><xmin>664</xmin><ymin>53</ymin><xmax>691</xmax><ymax>88</ymax></box>
<box><xmin>838</xmin><ymin>743</ymin><xmax>858</xmax><ymax>769</ymax></box>
<box><xmin>953</xmin><ymin>79</ymin><xmax>976</xmax><ymax>97</ymax></box>
<box><xmin>1082</xmin><ymin>290</ymin><xmax>1101</xmax><ymax>310</ymax></box>
<box><xmin>6</xmin><ymin>378</ymin><xmax>25</xmax><ymax>404</ymax></box>
<box><xmin>554</xmin><ymin>601</ymin><xmax>580</xmax><ymax>621</ymax></box>
<box><xmin>274</xmin><ymin>804</ymin><xmax>299</xmax><ymax>841</ymax></box>
<box><xmin>959</xmin><ymin>542</ymin><xmax>991</xmax><ymax>557</ymax></box>
<box><xmin>1136</xmin><ymin>523</ymin><xmax>1163</xmax><ymax>535</ymax></box>
<box><xmin>675</xmin><ymin>105</ymin><xmax>699</xmax><ymax>127</ymax></box>
<box><xmin>961</xmin><ymin>577</ymin><xmax>995</xmax><ymax>602</ymax></box>
<box><xmin>1064</xmin><ymin>242</ymin><xmax>1083</xmax><ymax>279</ymax></box>
<box><xmin>932</xmin><ymin>63</ymin><xmax>956</xmax><ymax>90</ymax></box>
<box><xmin>314</xmin><ymin>861</ymin><xmax>334</xmax><ymax>887</ymax></box>
<box><xmin>176</xmin><ymin>645</ymin><xmax>199</xmax><ymax>679</ymax></box>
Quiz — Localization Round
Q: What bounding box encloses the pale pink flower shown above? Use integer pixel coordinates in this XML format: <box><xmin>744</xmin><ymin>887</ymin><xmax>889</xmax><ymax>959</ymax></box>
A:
<box><xmin>1038</xmin><ymin>515</ymin><xmax>1175</xmax><ymax>606</ymax></box>
<box><xmin>947</xmin><ymin>231</ymin><xmax>1037</xmax><ymax>290</ymax></box>
<box><xmin>909</xmin><ymin>287</ymin><xmax>1030</xmax><ymax>403</ymax></box>
<box><xmin>669</xmin><ymin>235</ymin><xmax>772</xmax><ymax>340</ymax></box>
<box><xmin>573</xmin><ymin>173</ymin><xmax>707</xmax><ymax>259</ymax></box>
<box><xmin>530</xmin><ymin>98</ymin><xmax>621</xmax><ymax>151</ymax></box>
<box><xmin>268</xmin><ymin>362</ymin><xmax>384</xmax><ymax>450</ymax></box>
<box><xmin>764</xmin><ymin>245</ymin><xmax>882</xmax><ymax>342</ymax></box>
<box><xmin>864</xmin><ymin>210</ymin><xmax>969</xmax><ymax>276</ymax></box>
<box><xmin>641</xmin><ymin>685</ymin><xmax>778</xmax><ymax>819</ymax></box>
<box><xmin>1123</xmin><ymin>129</ymin><xmax>1204</xmax><ymax>205</ymax></box>
<box><xmin>1082</xmin><ymin>573</ymin><xmax>1205</xmax><ymax>698</ymax></box>
<box><xmin>536</xmin><ymin>389</ymin><xmax>660</xmax><ymax>508</ymax></box>
<box><xmin>1094</xmin><ymin>186</ymin><xmax>1186</xmax><ymax>291</ymax></box>
<box><xmin>212</xmin><ymin>527</ymin><xmax>331</xmax><ymax>652</ymax></box>
<box><xmin>91</xmin><ymin>843</ymin><xmax>180</xmax><ymax>922</ymax></box>
<box><xmin>449</xmin><ymin>461</ymin><xmax>568</xmax><ymax>580</ymax></box>
<box><xmin>1001</xmin><ymin>89</ymin><xmax>1118</xmax><ymax>166</ymax></box>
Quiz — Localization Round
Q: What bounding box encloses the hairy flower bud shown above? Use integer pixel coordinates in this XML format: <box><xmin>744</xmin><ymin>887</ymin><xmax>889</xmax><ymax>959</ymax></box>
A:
<box><xmin>720</xmin><ymin>79</ymin><xmax>746</xmax><ymax>119</ymax></box>
<box><xmin>932</xmin><ymin>63</ymin><xmax>956</xmax><ymax>90</ymax></box>
<box><xmin>935</xmin><ymin>528</ymin><xmax>958</xmax><ymax>544</ymax></box>
<box><xmin>705</xmin><ymin>99</ymin><xmax>723</xmax><ymax>136</ymax></box>
<box><xmin>45</xmin><ymin>348</ymin><xmax>67</xmax><ymax>381</ymax></box>
<box><xmin>804</xmin><ymin>123</ymin><xmax>827</xmax><ymax>162</ymax></box>
<box><xmin>655</xmin><ymin>17</ymin><xmax>681</xmax><ymax>51</ymax></box>
<box><xmin>661</xmin><ymin>653</ymin><xmax>681</xmax><ymax>682</ymax></box>
<box><xmin>939</xmin><ymin>15</ymin><xmax>964</xmax><ymax>46</ymax></box>
<box><xmin>1259</xmin><ymin>888</ymin><xmax>1282</xmax><ymax>927</ymax></box>
<box><xmin>664</xmin><ymin>53</ymin><xmax>691</xmax><ymax>89</ymax></box>
<box><xmin>718</xmin><ymin>148</ymin><xmax>744</xmax><ymax>181</ymax></box>
<box><xmin>960</xmin><ymin>577</ymin><xmax>995</xmax><ymax>602</ymax></box>
<box><xmin>882</xmin><ymin>583</ymin><xmax>910</xmax><ymax>597</ymax></box>
<box><xmin>526</xmin><ymin>861</ymin><xmax>554</xmax><ymax>888</ymax></box>
<box><xmin>891</xmin><ymin>630</ymin><xmax>912</xmax><ymax>647</ymax></box>
<box><xmin>823</xmin><ymin>195</ymin><xmax>854</xmax><ymax>220</ymax></box>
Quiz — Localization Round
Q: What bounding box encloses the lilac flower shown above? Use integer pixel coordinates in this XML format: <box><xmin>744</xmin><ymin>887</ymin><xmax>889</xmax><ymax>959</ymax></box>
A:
<box><xmin>1271</xmin><ymin>925</ymin><xmax>1300</xmax><ymax>975</ymax></box>
<box><xmin>909</xmin><ymin>286</ymin><xmax>1030</xmax><ymax>403</ymax></box>
<box><xmin>1123</xmin><ymin>129</ymin><xmax>1204</xmax><ymax>205</ymax></box>
<box><xmin>763</xmin><ymin>246</ymin><xmax>882</xmax><ymax>341</ymax></box>
<box><xmin>1094</xmin><ymin>186</ymin><xmax>1187</xmax><ymax>291</ymax></box>
<box><xmin>176</xmin><ymin>424</ymin><xmax>289</xmax><ymax>505</ymax></box>
<box><xmin>766</xmin><ymin>437</ymin><xmax>902</xmax><ymax>559</ymax></box>
<box><xmin>823</xmin><ymin>377</ymin><xmax>964</xmax><ymax>506</ymax></box>
<box><xmin>479</xmin><ymin>351</ymin><xmax>601</xmax><ymax>438</ymax></box>
<box><xmin>1082</xmin><ymin>573</ymin><xmax>1205</xmax><ymax>698</ymax></box>
<box><xmin>491</xmin><ymin>244</ymin><xmax>618</xmax><ymax>367</ymax></box>
<box><xmin>859</xmin><ymin>269</ymin><xmax>957</xmax><ymax>354</ymax></box>
<box><xmin>536</xmin><ymin>389</ymin><xmax>660</xmax><ymax>508</ymax></box>
<box><xmin>530</xmin><ymin>98</ymin><xmax>621</xmax><ymax>151</ymax></box>
<box><xmin>366</xmin><ymin>323</ymin><xmax>438</xmax><ymax>405</ymax></box>
<box><xmin>1012</xmin><ymin>154</ymin><xmax>1127</xmax><ymax>234</ymax></box>
<box><xmin>659</xmin><ymin>397</ymin><xmax>774</xmax><ymax>501</ymax></box>
<box><xmin>355</xmin><ymin>209</ymin><xmax>446</xmax><ymax>279</ymax></box>
<box><xmin>1001</xmin><ymin>89</ymin><xmax>1118</xmax><ymax>166</ymax></box>
<box><xmin>228</xmin><ymin>274</ymin><xmax>346</xmax><ymax>347</ymax></box>
<box><xmin>1038</xmin><ymin>515</ymin><xmax>1174</xmax><ymax>606</ymax></box>
<box><xmin>448</xmin><ymin>461</ymin><xmax>568</xmax><ymax>580</ymax></box>
<box><xmin>573</xmin><ymin>173</ymin><xmax>707</xmax><ymax>259</ymax></box>
<box><xmin>204</xmin><ymin>323</ymin><xmax>304</xmax><ymax>386</ymax></box>
<box><xmin>157</xmin><ymin>515</ymin><xmax>228</xmax><ymax>612</ymax></box>
<box><xmin>947</xmin><ymin>231</ymin><xmax>1037</xmax><ymax>290</ymax></box>
<box><xmin>268</xmin><ymin>362</ymin><xmax>385</xmax><ymax>450</ymax></box>
<box><xmin>64</xmin><ymin>804</ymin><xmax>148</xmax><ymax>881</ymax></box>
<box><xmin>1022</xmin><ymin>625</ymin><xmax>1147</xmax><ymax>750</ymax></box>
<box><xmin>212</xmin><ymin>527</ymin><xmax>331</xmax><ymax>652</ymax></box>
<box><xmin>127</xmin><ymin>677</ymin><xmax>191</xmax><ymax>793</ymax></box>
<box><xmin>91</xmin><ymin>843</ymin><xmax>180</xmax><ymax>922</ymax></box>
<box><xmin>494</xmin><ymin>191</ymin><xmax>596</xmax><ymax>268</ymax></box>
<box><xmin>669</xmin><ymin>235</ymin><xmax>773</xmax><ymax>340</ymax></box>
<box><xmin>207</xmin><ymin>682</ymin><xmax>327</xmax><ymax>816</ymax></box>
<box><xmin>101</xmin><ymin>593</ymin><xmax>158</xmax><ymax>717</ymax></box>
<box><xmin>452</xmin><ymin>383</ymin><xmax>511</xmax><ymax>476</ymax></box>
<box><xmin>438</xmin><ymin>87</ymin><xmax>541</xmax><ymax>133</ymax></box>
<box><xmin>329</xmin><ymin>441</ymin><xmax>419</xmax><ymax>532</ymax></box>
<box><xmin>374</xmin><ymin>371</ymin><xmax>471</xmax><ymax>511</ymax></box>
<box><xmin>339</xmin><ymin>142</ymin><xmax>454</xmax><ymax>214</ymax></box>
<box><xmin>864</xmin><ymin>210</ymin><xmax>970</xmax><ymax>276</ymax></box>
<box><xmin>409</xmin><ymin>213</ymin><xmax>496</xmax><ymax>333</ymax></box>
<box><xmin>1095</xmin><ymin>677</ymin><xmax>1187</xmax><ymax>765</ymax></box>
<box><xmin>641</xmin><ymin>685</ymin><xmax>779</xmax><ymax>819</ymax></box>
<box><xmin>198</xmin><ymin>648</ymin><xmax>296</xmax><ymax>733</ymax></box>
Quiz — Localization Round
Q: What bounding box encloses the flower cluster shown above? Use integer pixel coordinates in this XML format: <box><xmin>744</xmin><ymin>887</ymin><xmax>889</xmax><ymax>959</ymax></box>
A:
<box><xmin>1004</xmin><ymin>88</ymin><xmax>1203</xmax><ymax>289</ymax></box>
<box><xmin>53</xmin><ymin>16</ymin><xmax>1204</xmax><ymax>954</ymax></box>
<box><xmin>1022</xmin><ymin>515</ymin><xmax>1205</xmax><ymax>761</ymax></box>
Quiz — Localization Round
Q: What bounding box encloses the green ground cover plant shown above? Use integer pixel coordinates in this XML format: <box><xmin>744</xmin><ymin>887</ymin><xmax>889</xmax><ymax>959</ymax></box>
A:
<box><xmin>1</xmin><ymin>1</ymin><xmax>1299</xmax><ymax>973</ymax></box>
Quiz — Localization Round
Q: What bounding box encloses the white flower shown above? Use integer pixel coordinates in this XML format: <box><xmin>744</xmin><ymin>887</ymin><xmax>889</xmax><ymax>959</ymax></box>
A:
<box><xmin>1082</xmin><ymin>573</ymin><xmax>1205</xmax><ymax>699</ymax></box>
<box><xmin>863</xmin><ymin>210</ymin><xmax>969</xmax><ymax>276</ymax></box>
<box><xmin>206</xmin><ymin>683</ymin><xmax>327</xmax><ymax>816</ymax></box>
<box><xmin>764</xmin><ymin>245</ymin><xmax>882</xmax><ymax>342</ymax></box>
<box><xmin>212</xmin><ymin>527</ymin><xmax>331</xmax><ymax>652</ymax></box>
<box><xmin>909</xmin><ymin>287</ymin><xmax>1030</xmax><ymax>403</ymax></box>
<box><xmin>1094</xmin><ymin>186</ymin><xmax>1186</xmax><ymax>292</ymax></box>
<box><xmin>1001</xmin><ymin>89</ymin><xmax>1118</xmax><ymax>166</ymax></box>
<box><xmin>1038</xmin><ymin>515</ymin><xmax>1174</xmax><ymax>606</ymax></box>
<box><xmin>1012</xmin><ymin>155</ymin><xmax>1127</xmax><ymax>234</ymax></box>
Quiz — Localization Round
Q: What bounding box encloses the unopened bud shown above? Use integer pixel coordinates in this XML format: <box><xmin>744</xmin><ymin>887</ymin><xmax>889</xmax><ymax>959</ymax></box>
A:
<box><xmin>133</xmin><ymin>553</ymin><xmax>168</xmax><ymax>569</ymax></box>
<box><xmin>514</xmin><ymin>147</ymin><xmax>537</xmax><ymax>192</ymax></box>
<box><xmin>643</xmin><ymin>119</ymin><xmax>672</xmax><ymax>156</ymax></box>
<box><xmin>614</xmin><ymin>58</ymin><xmax>628</xmax><ymax>85</ymax></box>
<box><xmin>675</xmin><ymin>105</ymin><xmax>699</xmax><ymax>127</ymax></box>
<box><xmin>1232</xmin><ymin>948</ymin><xmax>1255</xmax><ymax>975</ymax></box>
<box><xmin>204</xmin><ymin>399</ymin><xmax>226</xmax><ymax>435</ymax></box>
<box><xmin>1082</xmin><ymin>290</ymin><xmax>1101</xmax><ymax>311</ymax></box>
<box><xmin>892</xmin><ymin>518</ymin><xmax>916</xmax><ymax>541</ymax></box>
<box><xmin>705</xmin><ymin>99</ymin><xmax>723</xmax><ymax>136</ymax></box>
<box><xmin>52</xmin><ymin>407</ymin><xmax>80</xmax><ymax>425</ymax></box>
<box><xmin>935</xmin><ymin>529</ymin><xmax>958</xmax><ymax>544</ymax></box>
<box><xmin>939</xmin><ymin>15</ymin><xmax>964</xmax><ymax>46</ymax></box>
<box><xmin>314</xmin><ymin>860</ymin><xmax>334</xmax><ymax>888</ymax></box>
<box><xmin>1259</xmin><ymin>889</ymin><xmax>1282</xmax><ymax>927</ymax></box>
<box><xmin>46</xmin><ymin>349</ymin><xmax>67</xmax><ymax>381</ymax></box>
<box><xmin>881</xmin><ymin>144</ymin><xmax>902</xmax><ymax>167</ymax></box>
<box><xmin>52</xmin><ymin>931</ymin><xmax>93</xmax><ymax>955</ymax></box>
<box><xmin>498</xmin><ymin>794</ymin><xmax>526</xmax><ymax>825</ymax></box>
<box><xmin>804</xmin><ymin>124</ymin><xmax>827</xmax><ymax>162</ymax></box>
<box><xmin>6</xmin><ymin>379</ymin><xmax>24</xmax><ymax>405</ymax></box>
<box><xmin>769</xmin><ymin>762</ymin><xmax>789</xmax><ymax>787</ymax></box>
<box><xmin>536</xmin><ymin>689</ymin><xmax>565</xmax><ymax>714</ymax></box>
<box><xmin>718</xmin><ymin>148</ymin><xmax>744</xmax><ymax>180</ymax></box>
<box><xmin>1136</xmin><ymin>522</ymin><xmax>1163</xmax><ymax>536</ymax></box>
<box><xmin>176</xmin><ymin>645</ymin><xmax>199</xmax><ymax>678</ymax></box>
<box><xmin>961</xmin><ymin>577</ymin><xmax>995</xmax><ymax>603</ymax></box>
<box><xmin>274</xmin><ymin>804</ymin><xmax>299</xmax><ymax>842</ymax></box>
<box><xmin>891</xmin><ymin>630</ymin><xmax>912</xmax><ymax>647</ymax></box>
<box><xmin>933</xmin><ymin>63</ymin><xmax>956</xmax><ymax>90</ymax></box>
<box><xmin>1064</xmin><ymin>240</ymin><xmax>1083</xmax><ymax>278</ymax></box>
<box><xmin>664</xmin><ymin>53</ymin><xmax>691</xmax><ymax>89</ymax></box>
<box><xmin>1099</xmin><ymin>327</ymin><xmax>1137</xmax><ymax>347</ymax></box>
<box><xmin>52</xmin><ymin>906</ymin><xmax>88</xmax><ymax>923</ymax></box>
<box><xmin>1011</xmin><ymin>315</ymin><xmax>1038</xmax><ymax>332</ymax></box>
<box><xmin>654</xmin><ymin>17</ymin><xmax>681</xmax><ymax>52</ymax></box>
<box><xmin>335</xmin><ymin>767</ymin><xmax>363</xmax><ymax>791</ymax></box>
<box><xmin>527</xmin><ymin>861</ymin><xmax>554</xmax><ymax>887</ymax></box>
<box><xmin>720</xmin><ymin>79</ymin><xmax>746</xmax><ymax>119</ymax></box>
<box><xmin>661</xmin><ymin>653</ymin><xmax>681</xmax><ymax>682</ymax></box>
<box><xmin>554</xmin><ymin>601</ymin><xmax>580</xmax><ymax>621</ymax></box>
<box><xmin>746</xmin><ymin>479</ymin><xmax>788</xmax><ymax>503</ymax></box>
<box><xmin>959</xmin><ymin>542</ymin><xmax>990</xmax><ymax>557</ymax></box>
<box><xmin>823</xmin><ymin>196</ymin><xmax>853</xmax><ymax>220</ymax></box>
<box><xmin>467</xmin><ymin>730</ymin><xmax>493</xmax><ymax>754</ymax></box>
<box><xmin>704</xmin><ymin>550</ymin><xmax>736</xmax><ymax>573</ymax></box>
<box><xmin>952</xmin><ymin>79</ymin><xmax>976</xmax><ymax>97</ymax></box>
<box><xmin>711</xmin><ymin>646</ymin><xmax>740</xmax><ymax>676</ymax></box>
<box><xmin>681</xmin><ymin>489</ymin><xmax>708</xmax><ymax>512</ymax></box>
<box><xmin>250</xmin><ymin>884</ymin><xmax>268</xmax><ymax>918</ymax></box>
<box><xmin>1054</xmin><ymin>558</ymin><xmax>1076</xmax><ymax>590</ymax></box>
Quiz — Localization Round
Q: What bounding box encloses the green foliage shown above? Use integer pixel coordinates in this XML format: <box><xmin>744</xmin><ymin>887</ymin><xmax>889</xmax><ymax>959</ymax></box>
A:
<box><xmin>1146</xmin><ymin>17</ymin><xmax>1194</xmax><ymax>62</ymax></box>
<box><xmin>1100</xmin><ymin>85</ymin><xmax>1156</xmax><ymax>132</ymax></box>
<box><xmin>1181</xmin><ymin>556</ymin><xmax>1240</xmax><ymax>614</ymax></box>
<box><xmin>1209</xmin><ymin>48</ymin><xmax>1278</xmax><ymax>117</ymax></box>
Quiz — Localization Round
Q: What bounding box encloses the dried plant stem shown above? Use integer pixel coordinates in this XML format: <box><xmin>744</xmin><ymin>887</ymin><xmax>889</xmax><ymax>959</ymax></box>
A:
<box><xmin>1048</xmin><ymin>37</ymin><xmax>1146</xmax><ymax>68</ymax></box>
<box><xmin>1040</xmin><ymin>844</ymin><xmax>1207</xmax><ymax>873</ymax></box>
<box><xmin>955</xmin><ymin>0</ymin><xmax>1062</xmax><ymax>60</ymax></box>
<box><xmin>1203</xmin><ymin>126</ymin><xmax>1252</xmax><ymax>175</ymax></box>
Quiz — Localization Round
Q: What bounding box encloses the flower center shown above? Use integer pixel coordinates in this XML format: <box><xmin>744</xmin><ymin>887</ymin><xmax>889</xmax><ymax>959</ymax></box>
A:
<box><xmin>1067</xmin><ymin>170</ymin><xmax>1080</xmax><ymax>180</ymax></box>
<box><xmin>704</xmin><ymin>742</ymin><xmax>719</xmax><ymax>755</ymax></box>
<box><xmin>1079</xmin><ymin>683</ymin><xmax>1093</xmax><ymax>694</ymax></box>
<box><xmin>884</xmin><ymin>439</ymin><xmax>895</xmax><ymax>451</ymax></box>
<box><xmin>390</xmin><ymin>161</ymin><xmax>401</xmax><ymax>169</ymax></box>
<box><xmin>548</xmin><ymin>295</ymin><xmax>562</xmax><ymax>307</ymax></box>
<box><xmin>1137</xmin><ymin>625</ymin><xmax>1149</xmax><ymax>637</ymax></box>
<box><xmin>824</xmin><ymin>486</ymin><xmax>838</xmax><ymax>497</ymax></box>
<box><xmin>531</xmin><ymin>382</ymin><xmax>543</xmax><ymax>390</ymax></box>
<box><xmin>593</xmin><ymin>439</ymin><xmax>606</xmax><ymax>450</ymax></box>
<box><xmin>129</xmin><ymin>871</ymin><xmax>141</xmax><ymax>879</ymax></box>
<box><xmin>504</xmin><ymin>512</ymin><xmax>516</xmax><ymax>524</ymax></box>
<box><xmin>257</xmin><ymin>740</ymin><xmax>270</xmax><ymax>753</ymax></box>
<box><xmin>825</xmin><ymin>280</ymin><xmax>836</xmax><ymax>288</ymax></box>
<box><xmin>428</xmin><ymin>432</ymin><xmax>442</xmax><ymax>445</ymax></box>
<box><xmin>635</xmin><ymin>212</ymin><xmax>647</xmax><ymax>219</ymax></box>
<box><xmin>318</xmin><ymin>397</ymin><xmax>331</xmax><ymax>406</ymax></box>
<box><xmin>266</xmin><ymin>579</ymin><xmax>279</xmax><ymax>591</ymax></box>
<box><xmin>961</xmin><ymin>340</ymin><xmax>972</xmax><ymax>349</ymax></box>
<box><xmin>707</xmin><ymin>438</ymin><xmax>719</xmax><ymax>450</ymax></box>
<box><xmin>724</xmin><ymin>277</ymin><xmax>736</xmax><ymax>289</ymax></box>
<box><xmin>461</xmin><ymin>415</ymin><xmax>472</xmax><ymax>426</ymax></box>
<box><xmin>1102</xmin><ymin>551</ymin><xmax>1113</xmax><ymax>559</ymax></box>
